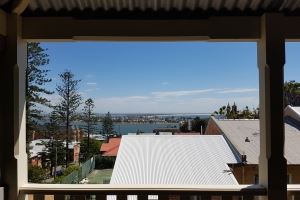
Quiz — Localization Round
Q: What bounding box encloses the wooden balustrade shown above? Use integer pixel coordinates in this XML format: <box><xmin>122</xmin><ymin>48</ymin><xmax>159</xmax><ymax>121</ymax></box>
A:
<box><xmin>24</xmin><ymin>184</ymin><xmax>300</xmax><ymax>200</ymax></box>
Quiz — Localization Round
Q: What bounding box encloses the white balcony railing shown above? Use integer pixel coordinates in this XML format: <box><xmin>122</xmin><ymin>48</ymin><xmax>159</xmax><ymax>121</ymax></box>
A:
<box><xmin>19</xmin><ymin>184</ymin><xmax>300</xmax><ymax>200</ymax></box>
<box><xmin>20</xmin><ymin>184</ymin><xmax>267</xmax><ymax>199</ymax></box>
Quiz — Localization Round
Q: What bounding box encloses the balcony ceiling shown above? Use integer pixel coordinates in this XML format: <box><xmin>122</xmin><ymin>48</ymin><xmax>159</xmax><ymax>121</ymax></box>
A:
<box><xmin>1</xmin><ymin>0</ymin><xmax>300</xmax><ymax>18</ymax></box>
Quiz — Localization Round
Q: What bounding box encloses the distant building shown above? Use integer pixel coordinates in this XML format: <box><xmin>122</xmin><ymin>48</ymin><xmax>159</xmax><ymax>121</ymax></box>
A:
<box><xmin>205</xmin><ymin>107</ymin><xmax>300</xmax><ymax>184</ymax></box>
<box><xmin>174</xmin><ymin>132</ymin><xmax>200</xmax><ymax>135</ymax></box>
<box><xmin>153</xmin><ymin>128</ymin><xmax>179</xmax><ymax>134</ymax></box>
<box><xmin>128</xmin><ymin>132</ymin><xmax>155</xmax><ymax>136</ymax></box>
<box><xmin>89</xmin><ymin>134</ymin><xmax>107</xmax><ymax>141</ymax></box>
<box><xmin>157</xmin><ymin>132</ymin><xmax>172</xmax><ymax>135</ymax></box>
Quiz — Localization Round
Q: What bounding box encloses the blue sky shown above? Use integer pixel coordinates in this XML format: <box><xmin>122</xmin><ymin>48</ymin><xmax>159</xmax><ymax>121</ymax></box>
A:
<box><xmin>41</xmin><ymin>42</ymin><xmax>300</xmax><ymax>113</ymax></box>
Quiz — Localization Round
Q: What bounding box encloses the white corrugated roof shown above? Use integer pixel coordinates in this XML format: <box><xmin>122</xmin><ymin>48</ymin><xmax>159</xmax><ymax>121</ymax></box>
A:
<box><xmin>293</xmin><ymin>107</ymin><xmax>300</xmax><ymax>114</ymax></box>
<box><xmin>110</xmin><ymin>135</ymin><xmax>239</xmax><ymax>185</ymax></box>
<box><xmin>29</xmin><ymin>139</ymin><xmax>50</xmax><ymax>158</ymax></box>
<box><xmin>213</xmin><ymin>118</ymin><xmax>300</xmax><ymax>164</ymax></box>
<box><xmin>285</xmin><ymin>106</ymin><xmax>300</xmax><ymax>124</ymax></box>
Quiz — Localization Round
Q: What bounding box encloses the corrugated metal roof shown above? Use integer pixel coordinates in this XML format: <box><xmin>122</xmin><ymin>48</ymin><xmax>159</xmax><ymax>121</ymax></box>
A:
<box><xmin>23</xmin><ymin>0</ymin><xmax>300</xmax><ymax>13</ymax></box>
<box><xmin>285</xmin><ymin>105</ymin><xmax>300</xmax><ymax>124</ymax></box>
<box><xmin>29</xmin><ymin>139</ymin><xmax>77</xmax><ymax>158</ymax></box>
<box><xmin>213</xmin><ymin>118</ymin><xmax>300</xmax><ymax>164</ymax></box>
<box><xmin>110</xmin><ymin>135</ymin><xmax>239</xmax><ymax>185</ymax></box>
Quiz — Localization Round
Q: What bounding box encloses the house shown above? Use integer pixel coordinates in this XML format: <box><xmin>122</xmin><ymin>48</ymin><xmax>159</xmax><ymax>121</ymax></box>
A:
<box><xmin>29</xmin><ymin>139</ymin><xmax>50</xmax><ymax>167</ymax></box>
<box><xmin>111</xmin><ymin>135</ymin><xmax>239</xmax><ymax>184</ymax></box>
<box><xmin>285</xmin><ymin>106</ymin><xmax>300</xmax><ymax>125</ymax></box>
<box><xmin>29</xmin><ymin>139</ymin><xmax>80</xmax><ymax>166</ymax></box>
<box><xmin>110</xmin><ymin>135</ymin><xmax>240</xmax><ymax>200</ymax></box>
<box><xmin>205</xmin><ymin>108</ymin><xmax>300</xmax><ymax>185</ymax></box>
<box><xmin>174</xmin><ymin>132</ymin><xmax>201</xmax><ymax>135</ymax></box>
<box><xmin>1</xmin><ymin>0</ymin><xmax>300</xmax><ymax>199</ymax></box>
<box><xmin>100</xmin><ymin>138</ymin><xmax>121</xmax><ymax>157</ymax></box>
<box><xmin>153</xmin><ymin>128</ymin><xmax>179</xmax><ymax>134</ymax></box>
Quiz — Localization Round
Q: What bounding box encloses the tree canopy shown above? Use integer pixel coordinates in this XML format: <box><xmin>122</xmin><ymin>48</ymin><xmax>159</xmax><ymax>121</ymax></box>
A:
<box><xmin>53</xmin><ymin>70</ymin><xmax>82</xmax><ymax>166</ymax></box>
<box><xmin>214</xmin><ymin>103</ymin><xmax>259</xmax><ymax>119</ymax></box>
<box><xmin>81</xmin><ymin>98</ymin><xmax>97</xmax><ymax>159</ymax></box>
<box><xmin>26</xmin><ymin>42</ymin><xmax>53</xmax><ymax>141</ymax></box>
<box><xmin>284</xmin><ymin>80</ymin><xmax>300</xmax><ymax>106</ymax></box>
<box><xmin>102</xmin><ymin>112</ymin><xmax>114</xmax><ymax>135</ymax></box>
<box><xmin>191</xmin><ymin>117</ymin><xmax>207</xmax><ymax>133</ymax></box>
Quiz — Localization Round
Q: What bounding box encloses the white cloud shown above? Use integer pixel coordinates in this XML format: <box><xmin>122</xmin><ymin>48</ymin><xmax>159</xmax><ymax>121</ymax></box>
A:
<box><xmin>218</xmin><ymin>88</ymin><xmax>258</xmax><ymax>94</ymax></box>
<box><xmin>152</xmin><ymin>89</ymin><xmax>218</xmax><ymax>98</ymax></box>
<box><xmin>40</xmin><ymin>87</ymin><xmax>259</xmax><ymax>113</ymax></box>
<box><xmin>86</xmin><ymin>82</ymin><xmax>97</xmax><ymax>85</ymax></box>
<box><xmin>93</xmin><ymin>96</ymin><xmax>258</xmax><ymax>113</ymax></box>
<box><xmin>85</xmin><ymin>74</ymin><xmax>94</xmax><ymax>79</ymax></box>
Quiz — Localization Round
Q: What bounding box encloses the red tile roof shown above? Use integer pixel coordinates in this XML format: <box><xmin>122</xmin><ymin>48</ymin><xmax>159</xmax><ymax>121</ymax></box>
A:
<box><xmin>100</xmin><ymin>138</ymin><xmax>121</xmax><ymax>157</ymax></box>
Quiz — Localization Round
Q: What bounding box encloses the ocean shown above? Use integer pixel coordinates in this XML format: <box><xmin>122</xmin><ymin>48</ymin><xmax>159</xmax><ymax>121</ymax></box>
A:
<box><xmin>75</xmin><ymin>122</ymin><xmax>179</xmax><ymax>135</ymax></box>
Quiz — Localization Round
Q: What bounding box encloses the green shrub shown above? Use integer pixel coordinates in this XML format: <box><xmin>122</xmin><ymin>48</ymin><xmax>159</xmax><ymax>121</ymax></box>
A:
<box><xmin>64</xmin><ymin>164</ymin><xmax>79</xmax><ymax>176</ymax></box>
<box><xmin>95</xmin><ymin>155</ymin><xmax>115</xmax><ymax>169</ymax></box>
<box><xmin>28</xmin><ymin>165</ymin><xmax>47</xmax><ymax>183</ymax></box>
<box><xmin>52</xmin><ymin>164</ymin><xmax>80</xmax><ymax>183</ymax></box>
<box><xmin>53</xmin><ymin>175</ymin><xmax>64</xmax><ymax>183</ymax></box>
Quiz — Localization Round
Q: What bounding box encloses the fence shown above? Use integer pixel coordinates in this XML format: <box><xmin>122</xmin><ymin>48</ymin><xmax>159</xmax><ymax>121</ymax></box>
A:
<box><xmin>61</xmin><ymin>156</ymin><xmax>96</xmax><ymax>184</ymax></box>
<box><xmin>78</xmin><ymin>156</ymin><xmax>96</xmax><ymax>181</ymax></box>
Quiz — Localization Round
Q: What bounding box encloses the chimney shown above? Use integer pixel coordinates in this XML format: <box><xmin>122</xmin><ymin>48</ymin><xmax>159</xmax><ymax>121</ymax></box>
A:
<box><xmin>241</xmin><ymin>154</ymin><xmax>247</xmax><ymax>164</ymax></box>
<box><xmin>188</xmin><ymin>119</ymin><xmax>192</xmax><ymax>131</ymax></box>
<box><xmin>245</xmin><ymin>137</ymin><xmax>250</xmax><ymax>142</ymax></box>
<box><xmin>32</xmin><ymin>130</ymin><xmax>35</xmax><ymax>140</ymax></box>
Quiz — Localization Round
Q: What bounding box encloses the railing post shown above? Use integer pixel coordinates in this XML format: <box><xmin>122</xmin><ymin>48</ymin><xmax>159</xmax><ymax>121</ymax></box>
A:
<box><xmin>138</xmin><ymin>195</ymin><xmax>148</xmax><ymax>200</ymax></box>
<box><xmin>54</xmin><ymin>195</ymin><xmax>65</xmax><ymax>200</ymax></box>
<box><xmin>96</xmin><ymin>195</ymin><xmax>107</xmax><ymax>200</ymax></box>
<box><xmin>222</xmin><ymin>195</ymin><xmax>232</xmax><ymax>200</ymax></box>
<box><xmin>160</xmin><ymin>195</ymin><xmax>169</xmax><ymax>200</ymax></box>
<box><xmin>117</xmin><ymin>195</ymin><xmax>127</xmax><ymax>200</ymax></box>
<box><xmin>258</xmin><ymin>13</ymin><xmax>287</xmax><ymax>200</ymax></box>
<box><xmin>243</xmin><ymin>196</ymin><xmax>254</xmax><ymax>200</ymax></box>
<box><xmin>201</xmin><ymin>195</ymin><xmax>211</xmax><ymax>200</ymax></box>
<box><xmin>180</xmin><ymin>195</ymin><xmax>190</xmax><ymax>200</ymax></box>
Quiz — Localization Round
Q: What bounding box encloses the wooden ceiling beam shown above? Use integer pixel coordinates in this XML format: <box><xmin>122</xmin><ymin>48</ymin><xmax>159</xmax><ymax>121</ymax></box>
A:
<box><xmin>22</xmin><ymin>16</ymin><xmax>261</xmax><ymax>41</ymax></box>
<box><xmin>12</xmin><ymin>0</ymin><xmax>29</xmax><ymax>15</ymax></box>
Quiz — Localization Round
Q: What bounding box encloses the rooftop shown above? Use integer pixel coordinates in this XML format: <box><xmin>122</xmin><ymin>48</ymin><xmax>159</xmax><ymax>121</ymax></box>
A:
<box><xmin>285</xmin><ymin>105</ymin><xmax>300</xmax><ymax>125</ymax></box>
<box><xmin>211</xmin><ymin>117</ymin><xmax>300</xmax><ymax>164</ymax></box>
<box><xmin>100</xmin><ymin>138</ymin><xmax>121</xmax><ymax>157</ymax></box>
<box><xmin>110</xmin><ymin>135</ymin><xmax>239</xmax><ymax>185</ymax></box>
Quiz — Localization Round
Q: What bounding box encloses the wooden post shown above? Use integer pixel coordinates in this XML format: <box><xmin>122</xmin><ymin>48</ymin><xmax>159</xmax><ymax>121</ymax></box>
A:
<box><xmin>0</xmin><ymin>13</ymin><xmax>27</xmax><ymax>200</ymax></box>
<box><xmin>258</xmin><ymin>13</ymin><xmax>287</xmax><ymax>200</ymax></box>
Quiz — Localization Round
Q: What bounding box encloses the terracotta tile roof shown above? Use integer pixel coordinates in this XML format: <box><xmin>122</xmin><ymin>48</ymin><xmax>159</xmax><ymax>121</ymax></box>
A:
<box><xmin>102</xmin><ymin>146</ymin><xmax>119</xmax><ymax>157</ymax></box>
<box><xmin>100</xmin><ymin>138</ymin><xmax>121</xmax><ymax>157</ymax></box>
